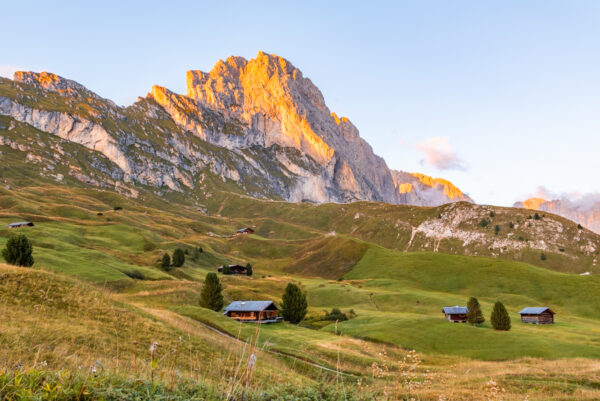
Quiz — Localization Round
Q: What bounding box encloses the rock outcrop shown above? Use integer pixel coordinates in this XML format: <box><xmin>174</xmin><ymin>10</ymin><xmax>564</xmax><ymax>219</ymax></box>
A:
<box><xmin>0</xmin><ymin>53</ymin><xmax>470</xmax><ymax>206</ymax></box>
<box><xmin>515</xmin><ymin>197</ymin><xmax>600</xmax><ymax>234</ymax></box>
<box><xmin>391</xmin><ymin>170</ymin><xmax>473</xmax><ymax>206</ymax></box>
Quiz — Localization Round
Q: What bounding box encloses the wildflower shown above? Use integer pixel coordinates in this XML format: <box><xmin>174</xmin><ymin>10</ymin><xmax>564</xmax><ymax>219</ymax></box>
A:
<box><xmin>149</xmin><ymin>342</ymin><xmax>158</xmax><ymax>352</ymax></box>
<box><xmin>248</xmin><ymin>353</ymin><xmax>257</xmax><ymax>369</ymax></box>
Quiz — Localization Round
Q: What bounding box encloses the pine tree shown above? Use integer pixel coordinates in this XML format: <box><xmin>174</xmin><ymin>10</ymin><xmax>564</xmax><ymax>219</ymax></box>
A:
<box><xmin>466</xmin><ymin>297</ymin><xmax>485</xmax><ymax>326</ymax></box>
<box><xmin>281</xmin><ymin>283</ymin><xmax>308</xmax><ymax>324</ymax></box>
<box><xmin>200</xmin><ymin>273</ymin><xmax>224</xmax><ymax>311</ymax></box>
<box><xmin>490</xmin><ymin>301</ymin><xmax>511</xmax><ymax>331</ymax></box>
<box><xmin>172</xmin><ymin>248</ymin><xmax>185</xmax><ymax>267</ymax></box>
<box><xmin>222</xmin><ymin>264</ymin><xmax>230</xmax><ymax>275</ymax></box>
<box><xmin>246</xmin><ymin>263</ymin><xmax>253</xmax><ymax>276</ymax></box>
<box><xmin>161</xmin><ymin>253</ymin><xmax>171</xmax><ymax>271</ymax></box>
<box><xmin>1</xmin><ymin>234</ymin><xmax>34</xmax><ymax>267</ymax></box>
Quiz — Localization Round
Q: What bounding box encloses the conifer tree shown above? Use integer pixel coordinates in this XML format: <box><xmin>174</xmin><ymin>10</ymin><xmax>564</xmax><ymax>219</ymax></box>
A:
<box><xmin>161</xmin><ymin>253</ymin><xmax>171</xmax><ymax>271</ymax></box>
<box><xmin>466</xmin><ymin>297</ymin><xmax>485</xmax><ymax>326</ymax></box>
<box><xmin>281</xmin><ymin>283</ymin><xmax>308</xmax><ymax>323</ymax></box>
<box><xmin>222</xmin><ymin>264</ymin><xmax>230</xmax><ymax>275</ymax></box>
<box><xmin>246</xmin><ymin>263</ymin><xmax>253</xmax><ymax>276</ymax></box>
<box><xmin>200</xmin><ymin>273</ymin><xmax>224</xmax><ymax>311</ymax></box>
<box><xmin>491</xmin><ymin>301</ymin><xmax>511</xmax><ymax>331</ymax></box>
<box><xmin>172</xmin><ymin>248</ymin><xmax>185</xmax><ymax>267</ymax></box>
<box><xmin>1</xmin><ymin>234</ymin><xmax>34</xmax><ymax>267</ymax></box>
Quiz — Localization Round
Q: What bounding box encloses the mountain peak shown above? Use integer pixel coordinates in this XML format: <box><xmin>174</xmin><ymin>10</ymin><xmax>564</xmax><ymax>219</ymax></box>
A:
<box><xmin>14</xmin><ymin>71</ymin><xmax>92</xmax><ymax>96</ymax></box>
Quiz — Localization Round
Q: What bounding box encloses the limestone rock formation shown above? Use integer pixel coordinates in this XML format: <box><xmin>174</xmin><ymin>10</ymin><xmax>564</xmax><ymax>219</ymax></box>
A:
<box><xmin>391</xmin><ymin>170</ymin><xmax>473</xmax><ymax>206</ymax></box>
<box><xmin>0</xmin><ymin>52</ymin><xmax>470</xmax><ymax>206</ymax></box>
<box><xmin>515</xmin><ymin>197</ymin><xmax>600</xmax><ymax>234</ymax></box>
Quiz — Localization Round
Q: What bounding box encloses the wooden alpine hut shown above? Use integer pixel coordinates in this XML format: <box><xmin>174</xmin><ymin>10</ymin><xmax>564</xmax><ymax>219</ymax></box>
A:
<box><xmin>223</xmin><ymin>301</ymin><xmax>282</xmax><ymax>323</ymax></box>
<box><xmin>518</xmin><ymin>307</ymin><xmax>555</xmax><ymax>324</ymax></box>
<box><xmin>442</xmin><ymin>306</ymin><xmax>468</xmax><ymax>323</ymax></box>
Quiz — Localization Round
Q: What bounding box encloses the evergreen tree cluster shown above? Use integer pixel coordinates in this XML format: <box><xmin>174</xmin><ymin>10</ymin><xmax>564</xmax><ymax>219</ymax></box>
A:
<box><xmin>465</xmin><ymin>297</ymin><xmax>511</xmax><ymax>331</ymax></box>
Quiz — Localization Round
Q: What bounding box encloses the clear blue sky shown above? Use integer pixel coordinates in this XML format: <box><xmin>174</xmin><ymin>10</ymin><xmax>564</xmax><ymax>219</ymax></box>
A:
<box><xmin>2</xmin><ymin>1</ymin><xmax>600</xmax><ymax>206</ymax></box>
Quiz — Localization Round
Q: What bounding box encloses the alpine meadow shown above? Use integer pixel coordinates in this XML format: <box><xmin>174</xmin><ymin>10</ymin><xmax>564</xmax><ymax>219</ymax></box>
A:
<box><xmin>2</xmin><ymin>3</ymin><xmax>600</xmax><ymax>400</ymax></box>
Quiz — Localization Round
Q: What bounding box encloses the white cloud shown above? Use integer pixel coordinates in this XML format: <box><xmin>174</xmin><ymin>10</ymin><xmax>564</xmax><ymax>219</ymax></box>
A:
<box><xmin>0</xmin><ymin>65</ymin><xmax>23</xmax><ymax>79</ymax></box>
<box><xmin>417</xmin><ymin>136</ymin><xmax>466</xmax><ymax>171</ymax></box>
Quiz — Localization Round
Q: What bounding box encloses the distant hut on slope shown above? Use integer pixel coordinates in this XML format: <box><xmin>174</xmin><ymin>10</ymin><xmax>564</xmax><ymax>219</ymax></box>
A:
<box><xmin>218</xmin><ymin>264</ymin><xmax>248</xmax><ymax>275</ymax></box>
<box><xmin>236</xmin><ymin>227</ymin><xmax>255</xmax><ymax>235</ymax></box>
<box><xmin>442</xmin><ymin>306</ymin><xmax>468</xmax><ymax>323</ymax></box>
<box><xmin>518</xmin><ymin>307</ymin><xmax>555</xmax><ymax>324</ymax></box>
<box><xmin>8</xmin><ymin>221</ymin><xmax>34</xmax><ymax>229</ymax></box>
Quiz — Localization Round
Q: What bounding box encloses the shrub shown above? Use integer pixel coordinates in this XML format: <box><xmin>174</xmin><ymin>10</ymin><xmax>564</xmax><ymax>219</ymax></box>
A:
<box><xmin>281</xmin><ymin>283</ymin><xmax>308</xmax><ymax>324</ymax></box>
<box><xmin>124</xmin><ymin>270</ymin><xmax>145</xmax><ymax>280</ymax></box>
<box><xmin>494</xmin><ymin>225</ymin><xmax>500</xmax><ymax>235</ymax></box>
<box><xmin>96</xmin><ymin>212</ymin><xmax>103</xmax><ymax>216</ymax></box>
<box><xmin>246</xmin><ymin>263</ymin><xmax>253</xmax><ymax>276</ymax></box>
<box><xmin>534</xmin><ymin>213</ymin><xmax>541</xmax><ymax>220</ymax></box>
<box><xmin>578</xmin><ymin>224</ymin><xmax>583</xmax><ymax>230</ymax></box>
<box><xmin>479</xmin><ymin>218</ymin><xmax>489</xmax><ymax>227</ymax></box>
<box><xmin>113</xmin><ymin>206</ymin><xmax>123</xmax><ymax>211</ymax></box>
<box><xmin>161</xmin><ymin>253</ymin><xmax>171</xmax><ymax>271</ymax></box>
<box><xmin>541</xmin><ymin>252</ymin><xmax>547</xmax><ymax>261</ymax></box>
<box><xmin>200</xmin><ymin>273</ymin><xmax>224</xmax><ymax>311</ymax></box>
<box><xmin>489</xmin><ymin>211</ymin><xmax>496</xmax><ymax>217</ymax></box>
<box><xmin>2</xmin><ymin>234</ymin><xmax>34</xmax><ymax>267</ymax></box>
<box><xmin>323</xmin><ymin>308</ymin><xmax>348</xmax><ymax>322</ymax></box>
<box><xmin>491</xmin><ymin>301</ymin><xmax>511</xmax><ymax>331</ymax></box>
<box><xmin>509</xmin><ymin>221</ymin><xmax>514</xmax><ymax>229</ymax></box>
<box><xmin>466</xmin><ymin>297</ymin><xmax>485</xmax><ymax>326</ymax></box>
<box><xmin>172</xmin><ymin>248</ymin><xmax>185</xmax><ymax>267</ymax></box>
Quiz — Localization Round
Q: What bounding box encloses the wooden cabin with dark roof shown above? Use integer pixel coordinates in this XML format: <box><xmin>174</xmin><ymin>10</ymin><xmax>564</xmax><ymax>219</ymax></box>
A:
<box><xmin>223</xmin><ymin>301</ymin><xmax>282</xmax><ymax>323</ymax></box>
<box><xmin>442</xmin><ymin>306</ymin><xmax>468</xmax><ymax>323</ymax></box>
<box><xmin>518</xmin><ymin>307</ymin><xmax>555</xmax><ymax>324</ymax></box>
<box><xmin>236</xmin><ymin>227</ymin><xmax>255</xmax><ymax>235</ymax></box>
<box><xmin>218</xmin><ymin>264</ymin><xmax>248</xmax><ymax>275</ymax></box>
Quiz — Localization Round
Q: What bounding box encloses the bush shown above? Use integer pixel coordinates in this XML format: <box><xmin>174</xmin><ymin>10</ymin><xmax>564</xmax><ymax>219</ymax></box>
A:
<box><xmin>323</xmin><ymin>308</ymin><xmax>348</xmax><ymax>322</ymax></box>
<box><xmin>578</xmin><ymin>224</ymin><xmax>583</xmax><ymax>230</ymax></box>
<box><xmin>161</xmin><ymin>253</ymin><xmax>171</xmax><ymax>271</ymax></box>
<box><xmin>246</xmin><ymin>263</ymin><xmax>253</xmax><ymax>276</ymax></box>
<box><xmin>541</xmin><ymin>252</ymin><xmax>547</xmax><ymax>261</ymax></box>
<box><xmin>494</xmin><ymin>225</ymin><xmax>500</xmax><ymax>235</ymax></box>
<box><xmin>509</xmin><ymin>221</ymin><xmax>514</xmax><ymax>229</ymax></box>
<box><xmin>466</xmin><ymin>297</ymin><xmax>485</xmax><ymax>326</ymax></box>
<box><xmin>172</xmin><ymin>248</ymin><xmax>185</xmax><ymax>267</ymax></box>
<box><xmin>124</xmin><ymin>270</ymin><xmax>145</xmax><ymax>280</ymax></box>
<box><xmin>491</xmin><ymin>301</ymin><xmax>511</xmax><ymax>331</ymax></box>
<box><xmin>96</xmin><ymin>212</ymin><xmax>103</xmax><ymax>216</ymax></box>
<box><xmin>534</xmin><ymin>213</ymin><xmax>541</xmax><ymax>220</ymax></box>
<box><xmin>281</xmin><ymin>283</ymin><xmax>308</xmax><ymax>324</ymax></box>
<box><xmin>2</xmin><ymin>234</ymin><xmax>34</xmax><ymax>267</ymax></box>
<box><xmin>479</xmin><ymin>218</ymin><xmax>489</xmax><ymax>227</ymax></box>
<box><xmin>113</xmin><ymin>206</ymin><xmax>123</xmax><ymax>211</ymax></box>
<box><xmin>489</xmin><ymin>211</ymin><xmax>496</xmax><ymax>217</ymax></box>
<box><xmin>200</xmin><ymin>273</ymin><xmax>224</xmax><ymax>311</ymax></box>
<box><xmin>190</xmin><ymin>247</ymin><xmax>203</xmax><ymax>262</ymax></box>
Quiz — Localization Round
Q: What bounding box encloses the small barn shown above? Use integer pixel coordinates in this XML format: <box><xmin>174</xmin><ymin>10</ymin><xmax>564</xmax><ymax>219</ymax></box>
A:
<box><xmin>518</xmin><ymin>307</ymin><xmax>555</xmax><ymax>324</ymax></box>
<box><xmin>236</xmin><ymin>227</ymin><xmax>255</xmax><ymax>235</ymax></box>
<box><xmin>223</xmin><ymin>301</ymin><xmax>282</xmax><ymax>323</ymax></box>
<box><xmin>8</xmin><ymin>222</ymin><xmax>34</xmax><ymax>229</ymax></box>
<box><xmin>218</xmin><ymin>264</ymin><xmax>248</xmax><ymax>275</ymax></box>
<box><xmin>442</xmin><ymin>306</ymin><xmax>468</xmax><ymax>323</ymax></box>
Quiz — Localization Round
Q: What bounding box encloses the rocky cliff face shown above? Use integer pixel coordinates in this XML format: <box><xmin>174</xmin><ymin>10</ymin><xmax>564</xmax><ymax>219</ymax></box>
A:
<box><xmin>391</xmin><ymin>170</ymin><xmax>472</xmax><ymax>206</ymax></box>
<box><xmin>515</xmin><ymin>197</ymin><xmax>600</xmax><ymax>234</ymax></box>
<box><xmin>0</xmin><ymin>52</ymin><xmax>468</xmax><ymax>206</ymax></box>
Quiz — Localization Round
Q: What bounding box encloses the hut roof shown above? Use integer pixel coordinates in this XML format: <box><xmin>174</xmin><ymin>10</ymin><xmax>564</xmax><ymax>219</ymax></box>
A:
<box><xmin>442</xmin><ymin>306</ymin><xmax>468</xmax><ymax>314</ymax></box>
<box><xmin>224</xmin><ymin>301</ymin><xmax>275</xmax><ymax>313</ymax></box>
<box><xmin>237</xmin><ymin>227</ymin><xmax>254</xmax><ymax>233</ymax></box>
<box><xmin>8</xmin><ymin>222</ymin><xmax>33</xmax><ymax>227</ymax></box>
<box><xmin>518</xmin><ymin>307</ymin><xmax>554</xmax><ymax>315</ymax></box>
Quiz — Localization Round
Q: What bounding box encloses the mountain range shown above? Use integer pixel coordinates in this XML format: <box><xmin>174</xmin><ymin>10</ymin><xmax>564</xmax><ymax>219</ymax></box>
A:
<box><xmin>0</xmin><ymin>51</ymin><xmax>470</xmax><ymax>207</ymax></box>
<box><xmin>515</xmin><ymin>196</ymin><xmax>600</xmax><ymax>234</ymax></box>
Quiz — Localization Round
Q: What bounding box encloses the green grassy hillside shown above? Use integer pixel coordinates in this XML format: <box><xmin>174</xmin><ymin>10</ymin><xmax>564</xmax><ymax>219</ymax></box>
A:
<box><xmin>2</xmin><ymin>183</ymin><xmax>600</xmax><ymax>398</ymax></box>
